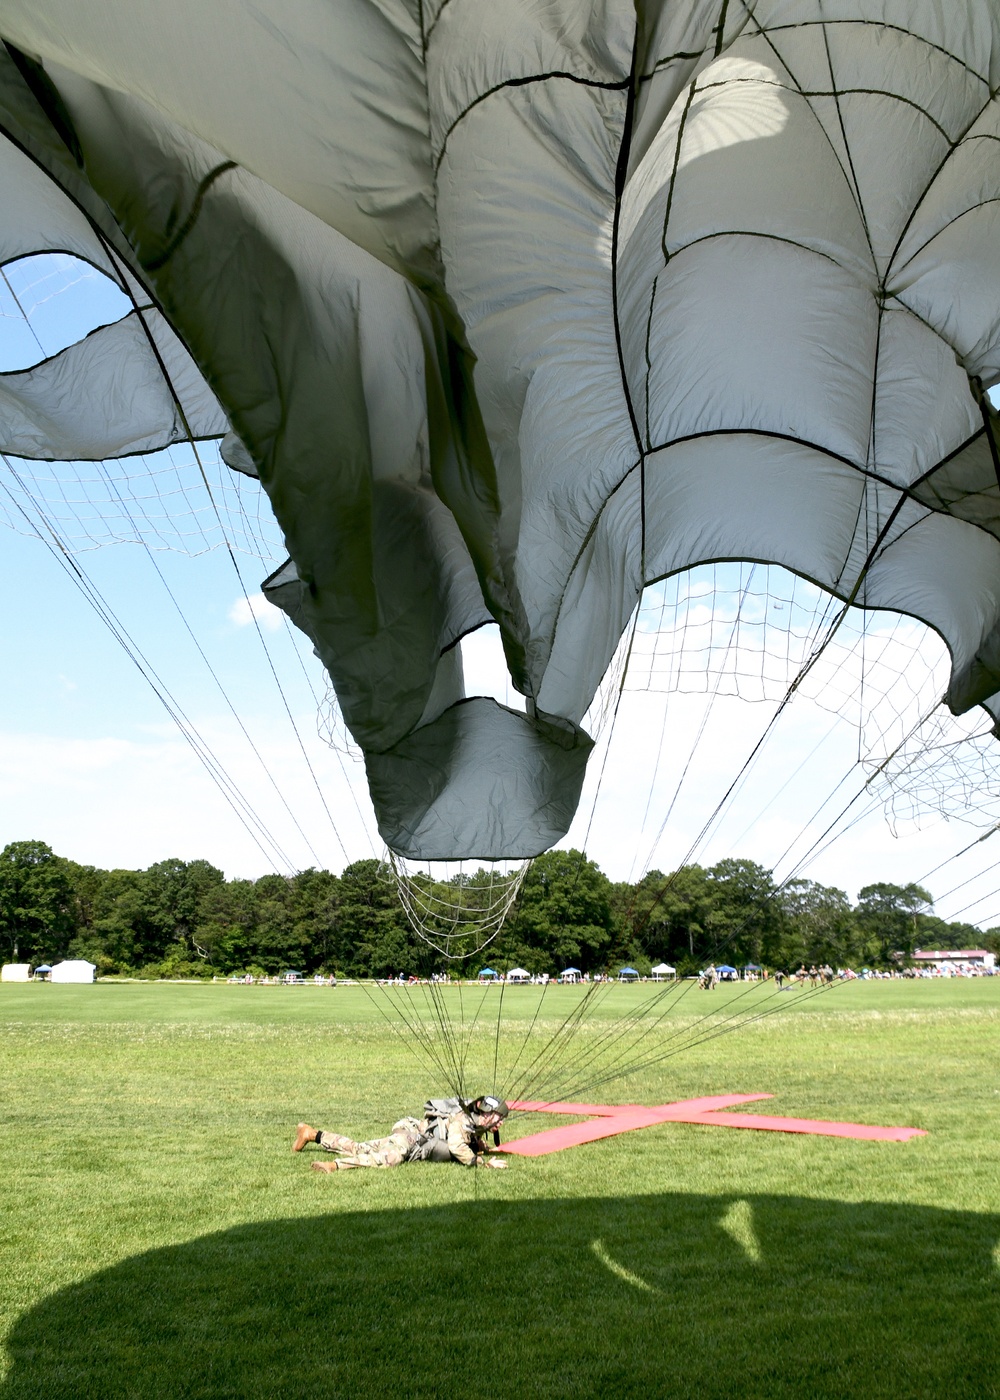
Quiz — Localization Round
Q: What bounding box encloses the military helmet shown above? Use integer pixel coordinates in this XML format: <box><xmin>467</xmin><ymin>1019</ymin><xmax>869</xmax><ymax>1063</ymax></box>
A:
<box><xmin>472</xmin><ymin>1095</ymin><xmax>509</xmax><ymax>1120</ymax></box>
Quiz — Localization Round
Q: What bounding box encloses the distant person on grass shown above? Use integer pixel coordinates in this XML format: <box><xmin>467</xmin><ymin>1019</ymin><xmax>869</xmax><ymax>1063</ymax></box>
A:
<box><xmin>293</xmin><ymin>1095</ymin><xmax>510</xmax><ymax>1171</ymax></box>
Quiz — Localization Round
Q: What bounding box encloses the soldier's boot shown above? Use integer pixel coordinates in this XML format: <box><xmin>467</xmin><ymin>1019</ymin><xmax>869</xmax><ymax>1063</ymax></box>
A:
<box><xmin>293</xmin><ymin>1122</ymin><xmax>319</xmax><ymax>1152</ymax></box>
<box><xmin>312</xmin><ymin>1160</ymin><xmax>344</xmax><ymax>1172</ymax></box>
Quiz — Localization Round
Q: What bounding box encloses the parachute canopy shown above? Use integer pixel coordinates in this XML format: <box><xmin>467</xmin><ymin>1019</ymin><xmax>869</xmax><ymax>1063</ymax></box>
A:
<box><xmin>1</xmin><ymin>2</ymin><xmax>999</xmax><ymax>860</ymax></box>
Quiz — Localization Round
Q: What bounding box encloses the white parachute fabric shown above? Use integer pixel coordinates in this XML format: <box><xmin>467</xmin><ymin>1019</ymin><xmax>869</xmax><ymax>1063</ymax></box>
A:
<box><xmin>0</xmin><ymin>1</ymin><xmax>999</xmax><ymax>859</ymax></box>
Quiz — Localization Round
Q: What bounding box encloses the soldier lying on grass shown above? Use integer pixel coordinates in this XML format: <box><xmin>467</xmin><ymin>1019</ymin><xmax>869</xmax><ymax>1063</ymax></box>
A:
<box><xmin>293</xmin><ymin>1095</ymin><xmax>510</xmax><ymax>1171</ymax></box>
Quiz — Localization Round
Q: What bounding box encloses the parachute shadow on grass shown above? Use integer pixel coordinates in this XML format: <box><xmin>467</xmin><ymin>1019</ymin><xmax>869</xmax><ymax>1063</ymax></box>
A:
<box><xmin>2</xmin><ymin>1193</ymin><xmax>997</xmax><ymax>1399</ymax></box>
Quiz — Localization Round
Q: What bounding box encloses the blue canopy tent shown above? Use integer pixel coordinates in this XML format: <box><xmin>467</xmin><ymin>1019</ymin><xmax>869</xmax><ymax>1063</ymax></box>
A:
<box><xmin>618</xmin><ymin>966</ymin><xmax>639</xmax><ymax>981</ymax></box>
<box><xmin>32</xmin><ymin>965</ymin><xmax>51</xmax><ymax>980</ymax></box>
<box><xmin>560</xmin><ymin>967</ymin><xmax>581</xmax><ymax>982</ymax></box>
<box><xmin>478</xmin><ymin>968</ymin><xmax>499</xmax><ymax>981</ymax></box>
<box><xmin>717</xmin><ymin>964</ymin><xmax>738</xmax><ymax>980</ymax></box>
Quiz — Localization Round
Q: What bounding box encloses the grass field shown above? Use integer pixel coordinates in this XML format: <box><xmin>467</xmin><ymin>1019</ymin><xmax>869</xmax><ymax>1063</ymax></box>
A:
<box><xmin>1</xmin><ymin>978</ymin><xmax>998</xmax><ymax>1397</ymax></box>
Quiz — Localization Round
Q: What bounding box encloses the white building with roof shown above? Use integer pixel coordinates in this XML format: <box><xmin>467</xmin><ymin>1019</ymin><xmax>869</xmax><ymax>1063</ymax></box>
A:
<box><xmin>912</xmin><ymin>950</ymin><xmax>995</xmax><ymax>972</ymax></box>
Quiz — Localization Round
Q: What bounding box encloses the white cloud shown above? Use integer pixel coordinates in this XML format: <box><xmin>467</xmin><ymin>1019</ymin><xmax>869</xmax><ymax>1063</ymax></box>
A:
<box><xmin>0</xmin><ymin>721</ymin><xmax>379</xmax><ymax>879</ymax></box>
<box><xmin>227</xmin><ymin>591</ymin><xmax>283</xmax><ymax>632</ymax></box>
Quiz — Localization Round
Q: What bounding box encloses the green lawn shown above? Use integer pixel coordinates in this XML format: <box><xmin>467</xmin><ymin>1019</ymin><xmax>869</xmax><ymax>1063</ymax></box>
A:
<box><xmin>1</xmin><ymin>978</ymin><xmax>998</xmax><ymax>1397</ymax></box>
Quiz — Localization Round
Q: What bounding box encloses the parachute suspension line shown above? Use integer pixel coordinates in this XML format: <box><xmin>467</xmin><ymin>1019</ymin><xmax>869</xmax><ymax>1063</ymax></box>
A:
<box><xmin>424</xmin><ymin>978</ymin><xmax>471</xmax><ymax>1098</ymax></box>
<box><xmin>94</xmin><ymin>467</ymin><xmax>328</xmax><ymax>869</ymax></box>
<box><xmin>353</xmin><ymin>977</ymin><xmax>461</xmax><ymax>1093</ymax></box>
<box><xmin>282</xmin><ymin>618</ymin><xmax>378</xmax><ymax>858</ymax></box>
<box><xmin>916</xmin><ymin>820</ymin><xmax>1000</xmax><ymax>891</ymax></box>
<box><xmin>510</xmin><ymin>979</ymin><xmax>674</xmax><ymax>1111</ymax></box>
<box><xmin>387</xmin><ymin>852</ymin><xmax>529</xmax><ymax>962</ymax></box>
<box><xmin>578</xmin><ymin>604</ymin><xmax>641</xmax><ymax>859</ymax></box>
<box><xmin>94</xmin><ymin>232</ymin><xmax>351</xmax><ymax>867</ymax></box>
<box><xmin>514</xmin><ymin>681</ymin><xmax>946</xmax><ymax>1110</ymax></box>
<box><xmin>497</xmin><ymin>967</ymin><xmax>558</xmax><ymax>1094</ymax></box>
<box><xmin>724</xmin><ymin>711</ymin><xmax>846</xmax><ymax>851</ymax></box>
<box><xmin>0</xmin><ymin>458</ymin><xmax>296</xmax><ymax>874</ymax></box>
<box><xmin>558</xmin><ymin>975</ymin><xmax>848</xmax><ymax>1107</ymax></box>
<box><xmin>633</xmin><ymin>563</ymin><xmax>775</xmax><ymax>883</ymax></box>
<box><xmin>627</xmin><ymin>494</ymin><xmax>911</xmax><ymax>931</ymax></box>
<box><xmin>506</xmin><ymin>680</ymin><xmax>939</xmax><ymax>1113</ymax></box>
<box><xmin>0</xmin><ymin>263</ymin><xmax>45</xmax><ymax>357</ymax></box>
<box><xmin>491</xmin><ymin>970</ymin><xmax>507</xmax><ymax>1098</ymax></box>
<box><xmin>505</xmin><ymin>978</ymin><xmax>614</xmax><ymax>1107</ymax></box>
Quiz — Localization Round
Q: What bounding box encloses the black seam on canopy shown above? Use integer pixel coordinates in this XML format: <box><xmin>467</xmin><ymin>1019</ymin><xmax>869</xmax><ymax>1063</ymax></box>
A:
<box><xmin>0</xmin><ymin>246</ymin><xmax>137</xmax><ymax>287</ymax></box>
<box><xmin>659</xmin><ymin>80</ymin><xmax>697</xmax><ymax>265</ymax></box>
<box><xmin>731</xmin><ymin>5</ymin><xmax>873</xmax><ymax>265</ymax></box>
<box><xmin>610</xmin><ymin>40</ymin><xmax>642</xmax><ymax>465</ymax></box>
<box><xmin>549</xmin><ymin>420</ymin><xmax>995</xmax><ymax>647</ymax></box>
<box><xmin>818</xmin><ymin>17</ymin><xmax>878</xmax><ymax>278</ymax></box>
<box><xmin>2</xmin><ymin>43</ymin><xmax>83</xmax><ymax>166</ymax></box>
<box><xmin>638</xmin><ymin>51</ymin><xmax>707</xmax><ymax>86</ymax></box>
<box><xmin>885</xmin><ymin>89</ymin><xmax>998</xmax><ymax>280</ymax></box>
<box><xmin>747</xmin><ymin>19</ymin><xmax>989</xmax><ymax>87</ymax></box>
<box><xmin>0</xmin><ymin>87</ymin><xmax>147</xmax><ymax>285</ymax></box>
<box><xmin>643</xmin><ymin>274</ymin><xmax>658</xmax><ymax>452</ymax></box>
<box><xmin>660</xmin><ymin>228</ymin><xmax>858</xmax><ymax>273</ymax></box>
<box><xmin>890</xmin><ymin>195</ymin><xmax>1000</xmax><ymax>278</ymax></box>
<box><xmin>434</xmin><ymin>70</ymin><xmax>631</xmax><ymax>172</ymax></box>
<box><xmin>421</xmin><ymin>0</ymin><xmax>454</xmax><ymax>53</ymax></box>
<box><xmin>144</xmin><ymin>161</ymin><xmax>238</xmax><ymax>273</ymax></box>
<box><xmin>693</xmin><ymin>75</ymin><xmax>956</xmax><ymax>145</ymax></box>
<box><xmin>0</xmin><ymin>303</ymin><xmax>156</xmax><ymax>379</ymax></box>
<box><xmin>635</xmin><ymin>16</ymin><xmax>987</xmax><ymax>89</ymax></box>
<box><xmin>880</xmin><ymin>291</ymin><xmax>967</xmax><ymax>356</ymax></box>
<box><xmin>714</xmin><ymin>0</ymin><xmax>731</xmax><ymax>58</ymax></box>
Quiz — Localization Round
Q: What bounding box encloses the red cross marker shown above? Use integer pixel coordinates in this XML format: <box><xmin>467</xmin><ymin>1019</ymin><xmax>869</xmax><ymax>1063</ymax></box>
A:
<box><xmin>500</xmin><ymin>1095</ymin><xmax>926</xmax><ymax>1156</ymax></box>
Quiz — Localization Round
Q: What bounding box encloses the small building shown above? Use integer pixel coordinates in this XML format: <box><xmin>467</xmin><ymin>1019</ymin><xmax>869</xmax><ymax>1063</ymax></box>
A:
<box><xmin>912</xmin><ymin>949</ymin><xmax>996</xmax><ymax>972</ymax></box>
<box><xmin>1</xmin><ymin>964</ymin><xmax>30</xmax><ymax>982</ymax></box>
<box><xmin>49</xmin><ymin>960</ymin><xmax>96</xmax><ymax>984</ymax></box>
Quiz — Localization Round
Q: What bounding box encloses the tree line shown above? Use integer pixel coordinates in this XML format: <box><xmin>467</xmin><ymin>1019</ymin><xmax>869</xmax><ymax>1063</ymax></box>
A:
<box><xmin>0</xmin><ymin>839</ymin><xmax>995</xmax><ymax>980</ymax></box>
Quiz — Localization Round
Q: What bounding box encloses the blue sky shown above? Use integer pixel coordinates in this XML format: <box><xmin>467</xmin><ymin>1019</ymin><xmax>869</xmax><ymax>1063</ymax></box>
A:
<box><xmin>1</xmin><ymin>253</ymin><xmax>998</xmax><ymax>929</ymax></box>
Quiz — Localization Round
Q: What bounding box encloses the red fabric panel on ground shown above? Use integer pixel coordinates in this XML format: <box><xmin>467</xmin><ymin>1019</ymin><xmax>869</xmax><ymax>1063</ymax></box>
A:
<box><xmin>500</xmin><ymin>1095</ymin><xmax>926</xmax><ymax>1156</ymax></box>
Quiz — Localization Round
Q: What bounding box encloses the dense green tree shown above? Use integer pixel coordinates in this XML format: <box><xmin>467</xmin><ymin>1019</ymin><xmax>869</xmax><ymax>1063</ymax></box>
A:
<box><xmin>700</xmin><ymin>858</ymin><xmax>786</xmax><ymax>969</ymax></box>
<box><xmin>0</xmin><ymin>840</ymin><xmax>75</xmax><ymax>964</ymax></box>
<box><xmin>251</xmin><ymin>874</ymin><xmax>310</xmax><ymax>973</ymax></box>
<box><xmin>335</xmin><ymin>860</ymin><xmax>419</xmax><ymax>976</ymax></box>
<box><xmin>780</xmin><ymin>879</ymin><xmax>863</xmax><ymax>968</ymax></box>
<box><xmin>855</xmin><ymin>883</ymin><xmax>933</xmax><ymax>964</ymax></box>
<box><xmin>1</xmin><ymin>836</ymin><xmax>987</xmax><ymax>977</ymax></box>
<box><xmin>71</xmin><ymin>868</ymin><xmax>151</xmax><ymax>972</ymax></box>
<box><xmin>290</xmin><ymin>868</ymin><xmax>341</xmax><ymax>970</ymax></box>
<box><xmin>502</xmin><ymin>850</ymin><xmax>616</xmax><ymax>973</ymax></box>
<box><xmin>192</xmin><ymin>877</ymin><xmax>258</xmax><ymax>971</ymax></box>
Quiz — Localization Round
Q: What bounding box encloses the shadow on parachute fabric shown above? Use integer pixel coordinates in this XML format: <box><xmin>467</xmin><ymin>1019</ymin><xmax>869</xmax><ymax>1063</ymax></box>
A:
<box><xmin>1</xmin><ymin>1194</ymin><xmax>997</xmax><ymax>1398</ymax></box>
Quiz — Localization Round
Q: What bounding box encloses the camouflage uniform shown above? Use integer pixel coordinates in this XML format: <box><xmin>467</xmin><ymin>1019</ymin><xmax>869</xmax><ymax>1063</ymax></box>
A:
<box><xmin>317</xmin><ymin>1109</ymin><xmax>482</xmax><ymax>1169</ymax></box>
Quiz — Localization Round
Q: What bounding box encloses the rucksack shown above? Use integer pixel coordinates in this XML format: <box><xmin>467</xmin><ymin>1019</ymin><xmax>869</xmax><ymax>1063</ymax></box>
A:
<box><xmin>422</xmin><ymin>1097</ymin><xmax>464</xmax><ymax>1140</ymax></box>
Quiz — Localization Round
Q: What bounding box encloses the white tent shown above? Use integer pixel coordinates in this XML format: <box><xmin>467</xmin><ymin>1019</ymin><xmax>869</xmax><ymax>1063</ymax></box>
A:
<box><xmin>50</xmin><ymin>960</ymin><xmax>96</xmax><ymax>984</ymax></box>
<box><xmin>651</xmin><ymin>964</ymin><xmax>676</xmax><ymax>980</ymax></box>
<box><xmin>1</xmin><ymin>964</ymin><xmax>30</xmax><ymax>982</ymax></box>
<box><xmin>506</xmin><ymin>967</ymin><xmax>531</xmax><ymax>982</ymax></box>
